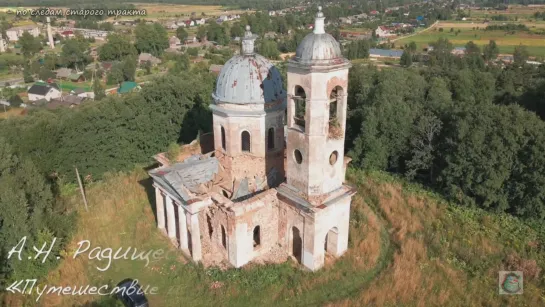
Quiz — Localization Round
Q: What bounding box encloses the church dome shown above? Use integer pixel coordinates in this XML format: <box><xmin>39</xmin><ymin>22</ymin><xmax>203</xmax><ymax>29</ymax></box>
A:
<box><xmin>212</xmin><ymin>26</ymin><xmax>286</xmax><ymax>105</ymax></box>
<box><xmin>292</xmin><ymin>7</ymin><xmax>348</xmax><ymax>67</ymax></box>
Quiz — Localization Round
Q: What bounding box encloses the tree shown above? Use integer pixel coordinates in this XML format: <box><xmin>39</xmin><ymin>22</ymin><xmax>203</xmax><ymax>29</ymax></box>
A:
<box><xmin>196</xmin><ymin>26</ymin><xmax>207</xmax><ymax>42</ymax></box>
<box><xmin>142</xmin><ymin>60</ymin><xmax>152</xmax><ymax>75</ymax></box>
<box><xmin>23</xmin><ymin>62</ymin><xmax>34</xmax><ymax>83</ymax></box>
<box><xmin>258</xmin><ymin>39</ymin><xmax>280</xmax><ymax>60</ymax></box>
<box><xmin>107</xmin><ymin>63</ymin><xmax>124</xmax><ymax>85</ymax></box>
<box><xmin>98</xmin><ymin>33</ymin><xmax>137</xmax><ymax>62</ymax></box>
<box><xmin>400</xmin><ymin>51</ymin><xmax>413</xmax><ymax>67</ymax></box>
<box><xmin>464</xmin><ymin>41</ymin><xmax>481</xmax><ymax>55</ymax></box>
<box><xmin>19</xmin><ymin>31</ymin><xmax>41</xmax><ymax>58</ymax></box>
<box><xmin>44</xmin><ymin>53</ymin><xmax>58</xmax><ymax>70</ymax></box>
<box><xmin>230</xmin><ymin>22</ymin><xmax>244</xmax><ymax>38</ymax></box>
<box><xmin>407</xmin><ymin>41</ymin><xmax>417</xmax><ymax>53</ymax></box>
<box><xmin>8</xmin><ymin>94</ymin><xmax>23</xmax><ymax>107</ymax></box>
<box><xmin>122</xmin><ymin>55</ymin><xmax>136</xmax><ymax>81</ymax></box>
<box><xmin>405</xmin><ymin>112</ymin><xmax>442</xmax><ymax>181</ymax></box>
<box><xmin>93</xmin><ymin>76</ymin><xmax>105</xmax><ymax>100</ymax></box>
<box><xmin>0</xmin><ymin>138</ymin><xmax>75</xmax><ymax>283</ymax></box>
<box><xmin>38</xmin><ymin>67</ymin><xmax>55</xmax><ymax>80</ymax></box>
<box><xmin>61</xmin><ymin>37</ymin><xmax>90</xmax><ymax>71</ymax></box>
<box><xmin>513</xmin><ymin>45</ymin><xmax>529</xmax><ymax>66</ymax></box>
<box><xmin>483</xmin><ymin>40</ymin><xmax>499</xmax><ymax>61</ymax></box>
<box><xmin>134</xmin><ymin>23</ymin><xmax>169</xmax><ymax>57</ymax></box>
<box><xmin>170</xmin><ymin>54</ymin><xmax>190</xmax><ymax>74</ymax></box>
<box><xmin>176</xmin><ymin>27</ymin><xmax>188</xmax><ymax>42</ymax></box>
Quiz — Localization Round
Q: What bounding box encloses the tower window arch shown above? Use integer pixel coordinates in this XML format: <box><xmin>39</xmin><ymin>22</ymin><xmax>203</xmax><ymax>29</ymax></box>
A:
<box><xmin>253</xmin><ymin>225</ymin><xmax>261</xmax><ymax>249</ymax></box>
<box><xmin>241</xmin><ymin>131</ymin><xmax>251</xmax><ymax>152</ymax></box>
<box><xmin>329</xmin><ymin>86</ymin><xmax>344</xmax><ymax>139</ymax></box>
<box><xmin>293</xmin><ymin>86</ymin><xmax>306</xmax><ymax>131</ymax></box>
<box><xmin>220</xmin><ymin>126</ymin><xmax>226</xmax><ymax>150</ymax></box>
<box><xmin>267</xmin><ymin>127</ymin><xmax>275</xmax><ymax>150</ymax></box>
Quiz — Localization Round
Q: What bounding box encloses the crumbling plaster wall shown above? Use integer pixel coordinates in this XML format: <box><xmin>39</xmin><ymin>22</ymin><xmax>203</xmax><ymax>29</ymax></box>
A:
<box><xmin>229</xmin><ymin>190</ymin><xmax>280</xmax><ymax>267</ymax></box>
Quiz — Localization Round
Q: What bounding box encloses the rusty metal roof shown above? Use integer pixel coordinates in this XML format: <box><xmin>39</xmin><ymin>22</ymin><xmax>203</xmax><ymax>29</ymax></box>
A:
<box><xmin>212</xmin><ymin>26</ymin><xmax>286</xmax><ymax>105</ymax></box>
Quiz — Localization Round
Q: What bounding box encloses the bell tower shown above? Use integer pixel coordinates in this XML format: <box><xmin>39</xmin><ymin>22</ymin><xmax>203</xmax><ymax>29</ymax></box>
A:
<box><xmin>285</xmin><ymin>6</ymin><xmax>352</xmax><ymax>200</ymax></box>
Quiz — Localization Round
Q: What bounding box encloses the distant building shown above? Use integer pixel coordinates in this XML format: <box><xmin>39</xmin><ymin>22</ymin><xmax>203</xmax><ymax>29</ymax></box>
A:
<box><xmin>47</xmin><ymin>95</ymin><xmax>86</xmax><ymax>109</ymax></box>
<box><xmin>68</xmin><ymin>72</ymin><xmax>85</xmax><ymax>83</ymax></box>
<box><xmin>184</xmin><ymin>36</ymin><xmax>197</xmax><ymax>44</ymax></box>
<box><xmin>375</xmin><ymin>26</ymin><xmax>395</xmax><ymax>37</ymax></box>
<box><xmin>27</xmin><ymin>82</ymin><xmax>61</xmax><ymax>102</ymax></box>
<box><xmin>339</xmin><ymin>17</ymin><xmax>352</xmax><ymax>24</ymax></box>
<box><xmin>55</xmin><ymin>68</ymin><xmax>73</xmax><ymax>79</ymax></box>
<box><xmin>169</xmin><ymin>36</ymin><xmax>181</xmax><ymax>49</ymax></box>
<box><xmin>195</xmin><ymin>18</ymin><xmax>206</xmax><ymax>26</ymax></box>
<box><xmin>6</xmin><ymin>25</ymin><xmax>40</xmax><ymax>41</ymax></box>
<box><xmin>451</xmin><ymin>47</ymin><xmax>466</xmax><ymax>56</ymax></box>
<box><xmin>369</xmin><ymin>48</ymin><xmax>404</xmax><ymax>58</ymax></box>
<box><xmin>138</xmin><ymin>53</ymin><xmax>162</xmax><ymax>66</ymax></box>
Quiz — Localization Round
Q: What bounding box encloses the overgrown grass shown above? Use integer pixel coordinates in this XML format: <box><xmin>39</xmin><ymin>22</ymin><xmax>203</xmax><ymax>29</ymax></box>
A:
<box><xmin>6</xmin><ymin>167</ymin><xmax>545</xmax><ymax>306</ymax></box>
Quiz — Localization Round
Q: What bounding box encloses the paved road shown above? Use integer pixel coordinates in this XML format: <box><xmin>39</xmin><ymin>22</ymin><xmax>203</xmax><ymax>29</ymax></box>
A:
<box><xmin>0</xmin><ymin>78</ymin><xmax>24</xmax><ymax>86</ymax></box>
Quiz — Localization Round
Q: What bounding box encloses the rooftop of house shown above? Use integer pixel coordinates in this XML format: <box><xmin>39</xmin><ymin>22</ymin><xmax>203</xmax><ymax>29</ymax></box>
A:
<box><xmin>27</xmin><ymin>82</ymin><xmax>60</xmax><ymax>95</ymax></box>
<box><xmin>55</xmin><ymin>67</ymin><xmax>73</xmax><ymax>78</ymax></box>
<box><xmin>369</xmin><ymin>48</ymin><xmax>404</xmax><ymax>57</ymax></box>
<box><xmin>117</xmin><ymin>81</ymin><xmax>139</xmax><ymax>94</ymax></box>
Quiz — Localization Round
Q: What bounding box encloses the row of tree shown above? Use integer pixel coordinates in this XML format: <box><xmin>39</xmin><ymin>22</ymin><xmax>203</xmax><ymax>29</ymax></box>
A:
<box><xmin>346</xmin><ymin>46</ymin><xmax>545</xmax><ymax>220</ymax></box>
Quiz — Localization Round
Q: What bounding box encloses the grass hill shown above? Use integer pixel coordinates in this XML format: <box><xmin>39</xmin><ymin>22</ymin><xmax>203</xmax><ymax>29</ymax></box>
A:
<box><xmin>4</xmin><ymin>168</ymin><xmax>545</xmax><ymax>306</ymax></box>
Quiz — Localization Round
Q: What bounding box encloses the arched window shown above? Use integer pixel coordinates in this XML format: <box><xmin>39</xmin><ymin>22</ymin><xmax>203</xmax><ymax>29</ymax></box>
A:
<box><xmin>293</xmin><ymin>86</ymin><xmax>306</xmax><ymax>130</ymax></box>
<box><xmin>241</xmin><ymin>131</ymin><xmax>251</xmax><ymax>152</ymax></box>
<box><xmin>328</xmin><ymin>86</ymin><xmax>344</xmax><ymax>139</ymax></box>
<box><xmin>221</xmin><ymin>225</ymin><xmax>227</xmax><ymax>248</ymax></box>
<box><xmin>220</xmin><ymin>126</ymin><xmax>226</xmax><ymax>150</ymax></box>
<box><xmin>253</xmin><ymin>226</ymin><xmax>261</xmax><ymax>249</ymax></box>
<box><xmin>267</xmin><ymin>127</ymin><xmax>275</xmax><ymax>150</ymax></box>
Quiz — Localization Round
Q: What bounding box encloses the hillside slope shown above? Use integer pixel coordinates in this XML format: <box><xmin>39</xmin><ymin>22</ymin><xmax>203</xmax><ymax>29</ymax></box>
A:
<box><xmin>4</xmin><ymin>169</ymin><xmax>544</xmax><ymax>306</ymax></box>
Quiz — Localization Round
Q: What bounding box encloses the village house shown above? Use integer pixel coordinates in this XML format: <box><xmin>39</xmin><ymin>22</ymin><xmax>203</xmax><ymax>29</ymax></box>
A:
<box><xmin>375</xmin><ymin>26</ymin><xmax>395</xmax><ymax>37</ymax></box>
<box><xmin>6</xmin><ymin>25</ymin><xmax>40</xmax><ymax>41</ymax></box>
<box><xmin>195</xmin><ymin>18</ymin><xmax>207</xmax><ymax>26</ymax></box>
<box><xmin>55</xmin><ymin>68</ymin><xmax>73</xmax><ymax>80</ymax></box>
<box><xmin>184</xmin><ymin>36</ymin><xmax>197</xmax><ymax>44</ymax></box>
<box><xmin>369</xmin><ymin>48</ymin><xmax>404</xmax><ymax>59</ymax></box>
<box><xmin>169</xmin><ymin>36</ymin><xmax>181</xmax><ymax>49</ymax></box>
<box><xmin>47</xmin><ymin>95</ymin><xmax>86</xmax><ymax>109</ymax></box>
<box><xmin>138</xmin><ymin>53</ymin><xmax>162</xmax><ymax>66</ymax></box>
<box><xmin>150</xmin><ymin>8</ymin><xmax>354</xmax><ymax>272</ymax></box>
<box><xmin>339</xmin><ymin>17</ymin><xmax>352</xmax><ymax>24</ymax></box>
<box><xmin>68</xmin><ymin>72</ymin><xmax>85</xmax><ymax>83</ymax></box>
<box><xmin>117</xmin><ymin>81</ymin><xmax>140</xmax><ymax>94</ymax></box>
<box><xmin>27</xmin><ymin>82</ymin><xmax>62</xmax><ymax>102</ymax></box>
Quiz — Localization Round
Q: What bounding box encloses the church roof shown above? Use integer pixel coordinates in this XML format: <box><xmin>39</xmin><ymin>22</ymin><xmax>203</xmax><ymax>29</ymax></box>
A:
<box><xmin>212</xmin><ymin>26</ymin><xmax>286</xmax><ymax>105</ymax></box>
<box><xmin>149</xmin><ymin>155</ymin><xmax>219</xmax><ymax>202</ymax></box>
<box><xmin>291</xmin><ymin>7</ymin><xmax>349</xmax><ymax>67</ymax></box>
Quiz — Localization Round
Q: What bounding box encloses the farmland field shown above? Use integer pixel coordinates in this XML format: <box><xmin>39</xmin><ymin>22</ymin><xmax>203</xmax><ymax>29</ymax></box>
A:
<box><xmin>396</xmin><ymin>22</ymin><xmax>545</xmax><ymax>56</ymax></box>
<box><xmin>120</xmin><ymin>3</ymin><xmax>251</xmax><ymax>19</ymax></box>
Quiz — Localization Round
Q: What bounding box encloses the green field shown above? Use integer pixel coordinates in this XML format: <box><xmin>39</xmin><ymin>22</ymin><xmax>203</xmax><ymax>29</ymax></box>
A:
<box><xmin>397</xmin><ymin>25</ymin><xmax>545</xmax><ymax>56</ymax></box>
<box><xmin>4</xmin><ymin>168</ymin><xmax>544</xmax><ymax>306</ymax></box>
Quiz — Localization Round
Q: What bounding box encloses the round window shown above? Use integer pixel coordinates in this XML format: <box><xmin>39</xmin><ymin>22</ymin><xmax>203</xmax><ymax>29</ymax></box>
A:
<box><xmin>329</xmin><ymin>151</ymin><xmax>338</xmax><ymax>165</ymax></box>
<box><xmin>294</xmin><ymin>149</ymin><xmax>303</xmax><ymax>164</ymax></box>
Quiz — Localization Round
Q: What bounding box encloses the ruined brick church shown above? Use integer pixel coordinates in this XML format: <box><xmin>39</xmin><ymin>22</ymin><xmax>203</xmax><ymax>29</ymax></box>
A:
<box><xmin>149</xmin><ymin>7</ymin><xmax>355</xmax><ymax>271</ymax></box>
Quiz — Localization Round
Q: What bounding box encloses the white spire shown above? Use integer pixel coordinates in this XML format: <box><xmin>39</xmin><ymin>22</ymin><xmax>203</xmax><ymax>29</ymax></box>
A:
<box><xmin>313</xmin><ymin>6</ymin><xmax>325</xmax><ymax>34</ymax></box>
<box><xmin>242</xmin><ymin>25</ymin><xmax>257</xmax><ymax>55</ymax></box>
